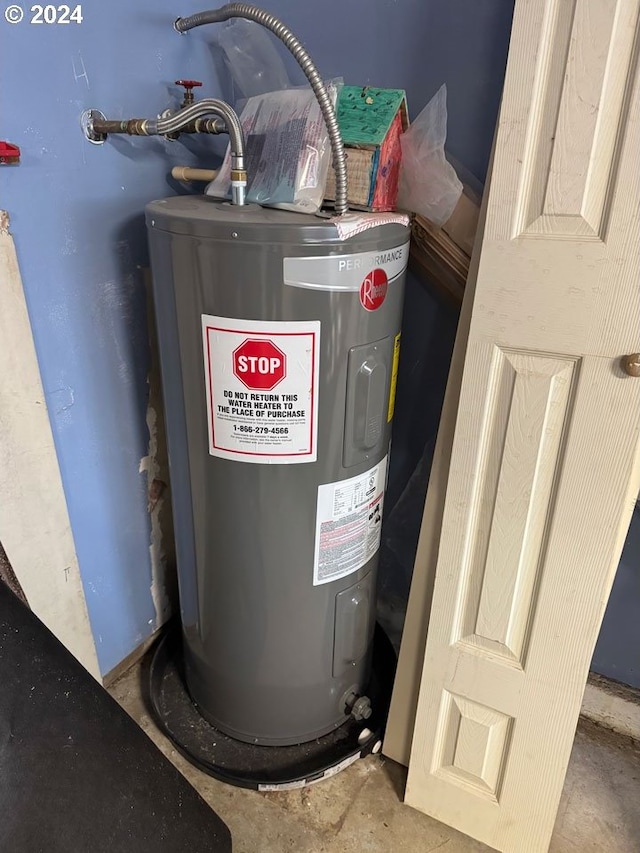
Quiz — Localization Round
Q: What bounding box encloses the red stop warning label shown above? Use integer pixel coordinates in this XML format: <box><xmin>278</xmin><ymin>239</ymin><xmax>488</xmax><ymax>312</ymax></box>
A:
<box><xmin>360</xmin><ymin>268</ymin><xmax>388</xmax><ymax>311</ymax></box>
<box><xmin>204</xmin><ymin>316</ymin><xmax>320</xmax><ymax>463</ymax></box>
<box><xmin>232</xmin><ymin>338</ymin><xmax>287</xmax><ymax>391</ymax></box>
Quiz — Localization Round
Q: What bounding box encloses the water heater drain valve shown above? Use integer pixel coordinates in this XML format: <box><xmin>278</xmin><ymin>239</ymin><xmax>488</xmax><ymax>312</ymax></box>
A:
<box><xmin>346</xmin><ymin>693</ymin><xmax>373</xmax><ymax>722</ymax></box>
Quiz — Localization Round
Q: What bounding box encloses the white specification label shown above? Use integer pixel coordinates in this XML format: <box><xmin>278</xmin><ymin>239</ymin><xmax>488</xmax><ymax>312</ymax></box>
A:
<box><xmin>202</xmin><ymin>315</ymin><xmax>320</xmax><ymax>464</ymax></box>
<box><xmin>313</xmin><ymin>456</ymin><xmax>388</xmax><ymax>586</ymax></box>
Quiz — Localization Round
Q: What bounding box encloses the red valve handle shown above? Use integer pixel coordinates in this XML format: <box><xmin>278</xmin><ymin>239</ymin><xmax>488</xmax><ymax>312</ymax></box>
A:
<box><xmin>175</xmin><ymin>80</ymin><xmax>203</xmax><ymax>89</ymax></box>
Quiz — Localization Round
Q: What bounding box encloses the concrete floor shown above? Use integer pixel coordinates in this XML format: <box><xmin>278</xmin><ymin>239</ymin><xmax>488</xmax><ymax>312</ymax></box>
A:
<box><xmin>110</xmin><ymin>667</ymin><xmax>640</xmax><ymax>853</ymax></box>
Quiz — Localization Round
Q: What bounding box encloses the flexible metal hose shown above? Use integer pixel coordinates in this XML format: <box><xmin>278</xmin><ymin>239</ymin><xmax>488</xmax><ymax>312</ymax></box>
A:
<box><xmin>154</xmin><ymin>99</ymin><xmax>246</xmax><ymax>203</ymax></box>
<box><xmin>175</xmin><ymin>4</ymin><xmax>349</xmax><ymax>215</ymax></box>
<box><xmin>153</xmin><ymin>99</ymin><xmax>243</xmax><ymax>160</ymax></box>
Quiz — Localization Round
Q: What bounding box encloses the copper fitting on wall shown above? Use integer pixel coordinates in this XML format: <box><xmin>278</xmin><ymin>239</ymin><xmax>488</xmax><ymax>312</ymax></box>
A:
<box><xmin>84</xmin><ymin>112</ymin><xmax>227</xmax><ymax>143</ymax></box>
<box><xmin>88</xmin><ymin>117</ymin><xmax>150</xmax><ymax>137</ymax></box>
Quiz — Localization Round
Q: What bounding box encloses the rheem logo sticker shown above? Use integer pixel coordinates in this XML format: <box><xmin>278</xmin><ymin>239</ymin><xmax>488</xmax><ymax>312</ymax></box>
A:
<box><xmin>360</xmin><ymin>268</ymin><xmax>388</xmax><ymax>311</ymax></box>
<box><xmin>233</xmin><ymin>339</ymin><xmax>286</xmax><ymax>391</ymax></box>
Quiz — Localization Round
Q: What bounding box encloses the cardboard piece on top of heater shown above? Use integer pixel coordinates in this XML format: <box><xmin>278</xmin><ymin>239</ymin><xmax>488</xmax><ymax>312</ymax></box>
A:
<box><xmin>325</xmin><ymin>87</ymin><xmax>409</xmax><ymax>212</ymax></box>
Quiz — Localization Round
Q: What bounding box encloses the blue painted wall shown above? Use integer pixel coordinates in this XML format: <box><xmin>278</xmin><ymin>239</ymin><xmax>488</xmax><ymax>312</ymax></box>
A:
<box><xmin>254</xmin><ymin>0</ymin><xmax>515</xmax><ymax>184</ymax></box>
<box><xmin>0</xmin><ymin>2</ymin><xmax>226</xmax><ymax>675</ymax></box>
<box><xmin>0</xmin><ymin>0</ymin><xmax>514</xmax><ymax>676</ymax></box>
<box><xmin>593</xmin><ymin>508</ymin><xmax>640</xmax><ymax>689</ymax></box>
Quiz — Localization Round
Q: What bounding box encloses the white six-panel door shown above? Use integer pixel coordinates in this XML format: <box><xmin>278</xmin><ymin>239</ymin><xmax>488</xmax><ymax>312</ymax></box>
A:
<box><xmin>403</xmin><ymin>1</ymin><xmax>640</xmax><ymax>850</ymax></box>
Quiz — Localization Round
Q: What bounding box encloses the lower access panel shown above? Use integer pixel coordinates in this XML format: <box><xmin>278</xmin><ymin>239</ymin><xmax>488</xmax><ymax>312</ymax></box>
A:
<box><xmin>333</xmin><ymin>572</ymin><xmax>374</xmax><ymax>678</ymax></box>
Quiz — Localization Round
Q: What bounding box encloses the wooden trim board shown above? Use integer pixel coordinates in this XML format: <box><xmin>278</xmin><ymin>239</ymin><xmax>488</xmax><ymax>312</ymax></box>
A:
<box><xmin>581</xmin><ymin>674</ymin><xmax>640</xmax><ymax>742</ymax></box>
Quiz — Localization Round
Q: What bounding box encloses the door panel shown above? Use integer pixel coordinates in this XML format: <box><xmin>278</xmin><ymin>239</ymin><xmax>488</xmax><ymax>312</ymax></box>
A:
<box><xmin>402</xmin><ymin>1</ymin><xmax>640</xmax><ymax>850</ymax></box>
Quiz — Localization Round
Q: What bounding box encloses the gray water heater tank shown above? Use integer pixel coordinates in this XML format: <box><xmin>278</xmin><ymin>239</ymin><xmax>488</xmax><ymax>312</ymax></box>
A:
<box><xmin>146</xmin><ymin>196</ymin><xmax>409</xmax><ymax>746</ymax></box>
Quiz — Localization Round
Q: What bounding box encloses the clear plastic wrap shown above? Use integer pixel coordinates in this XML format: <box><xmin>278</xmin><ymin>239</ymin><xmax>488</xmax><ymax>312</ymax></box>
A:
<box><xmin>397</xmin><ymin>84</ymin><xmax>463</xmax><ymax>226</ymax></box>
<box><xmin>206</xmin><ymin>81</ymin><xmax>341</xmax><ymax>214</ymax></box>
<box><xmin>217</xmin><ymin>18</ymin><xmax>293</xmax><ymax>99</ymax></box>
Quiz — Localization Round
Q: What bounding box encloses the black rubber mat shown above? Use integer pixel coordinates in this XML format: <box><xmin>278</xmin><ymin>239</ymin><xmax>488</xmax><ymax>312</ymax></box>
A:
<box><xmin>148</xmin><ymin>622</ymin><xmax>397</xmax><ymax>790</ymax></box>
<box><xmin>0</xmin><ymin>582</ymin><xmax>231</xmax><ymax>853</ymax></box>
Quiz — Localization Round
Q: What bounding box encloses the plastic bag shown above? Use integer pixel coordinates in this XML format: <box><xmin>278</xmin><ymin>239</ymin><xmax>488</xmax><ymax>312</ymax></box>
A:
<box><xmin>217</xmin><ymin>18</ymin><xmax>292</xmax><ymax>100</ymax></box>
<box><xmin>206</xmin><ymin>81</ymin><xmax>341</xmax><ymax>214</ymax></box>
<box><xmin>397</xmin><ymin>84</ymin><xmax>462</xmax><ymax>226</ymax></box>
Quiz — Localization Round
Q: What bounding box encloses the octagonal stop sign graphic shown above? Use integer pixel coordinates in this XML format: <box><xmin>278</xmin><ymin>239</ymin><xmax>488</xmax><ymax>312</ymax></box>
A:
<box><xmin>232</xmin><ymin>338</ymin><xmax>287</xmax><ymax>391</ymax></box>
